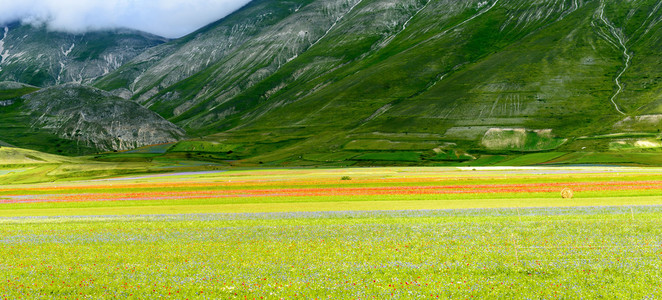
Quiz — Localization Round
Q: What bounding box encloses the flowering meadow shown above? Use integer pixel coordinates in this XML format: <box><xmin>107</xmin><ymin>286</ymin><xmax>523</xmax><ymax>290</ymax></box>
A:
<box><xmin>1</xmin><ymin>167</ymin><xmax>662</xmax><ymax>216</ymax></box>
<box><xmin>0</xmin><ymin>167</ymin><xmax>661</xmax><ymax>298</ymax></box>
<box><xmin>0</xmin><ymin>207</ymin><xmax>660</xmax><ymax>298</ymax></box>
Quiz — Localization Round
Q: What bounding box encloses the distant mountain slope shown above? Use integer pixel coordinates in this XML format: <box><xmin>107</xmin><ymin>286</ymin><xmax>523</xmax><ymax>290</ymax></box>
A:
<box><xmin>94</xmin><ymin>0</ymin><xmax>317</xmax><ymax>100</ymax></box>
<box><xmin>151</xmin><ymin>0</ymin><xmax>442</xmax><ymax>128</ymax></box>
<box><xmin>0</xmin><ymin>81</ymin><xmax>38</xmax><ymax>101</ymax></box>
<box><xmin>97</xmin><ymin>0</ymin><xmax>474</xmax><ymax>123</ymax></box>
<box><xmin>0</xmin><ymin>84</ymin><xmax>185</xmax><ymax>155</ymax></box>
<box><xmin>192</xmin><ymin>0</ymin><xmax>662</xmax><ymax>136</ymax></box>
<box><xmin>0</xmin><ymin>22</ymin><xmax>166</xmax><ymax>87</ymax></box>
<box><xmin>0</xmin><ymin>146</ymin><xmax>76</xmax><ymax>164</ymax></box>
<box><xmin>18</xmin><ymin>1</ymin><xmax>662</xmax><ymax>164</ymax></box>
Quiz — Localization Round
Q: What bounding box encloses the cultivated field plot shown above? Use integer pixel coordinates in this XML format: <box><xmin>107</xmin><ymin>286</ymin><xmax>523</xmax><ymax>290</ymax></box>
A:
<box><xmin>0</xmin><ymin>207</ymin><xmax>660</xmax><ymax>298</ymax></box>
<box><xmin>0</xmin><ymin>167</ymin><xmax>661</xmax><ymax>298</ymax></box>
<box><xmin>2</xmin><ymin>167</ymin><xmax>662</xmax><ymax>216</ymax></box>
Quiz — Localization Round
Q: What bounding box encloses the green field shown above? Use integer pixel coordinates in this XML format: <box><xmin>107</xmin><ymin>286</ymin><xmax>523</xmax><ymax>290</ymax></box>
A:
<box><xmin>0</xmin><ymin>166</ymin><xmax>661</xmax><ymax>298</ymax></box>
<box><xmin>1</xmin><ymin>207</ymin><xmax>661</xmax><ymax>298</ymax></box>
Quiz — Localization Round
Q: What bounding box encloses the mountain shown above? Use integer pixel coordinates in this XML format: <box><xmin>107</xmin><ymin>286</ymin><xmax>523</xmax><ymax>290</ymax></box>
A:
<box><xmin>1</xmin><ymin>0</ymin><xmax>661</xmax><ymax>164</ymax></box>
<box><xmin>91</xmin><ymin>0</ymin><xmax>662</xmax><ymax>163</ymax></box>
<box><xmin>0</xmin><ymin>22</ymin><xmax>167</xmax><ymax>87</ymax></box>
<box><xmin>0</xmin><ymin>83</ymin><xmax>185</xmax><ymax>155</ymax></box>
<box><xmin>96</xmin><ymin>0</ymin><xmax>441</xmax><ymax>126</ymax></box>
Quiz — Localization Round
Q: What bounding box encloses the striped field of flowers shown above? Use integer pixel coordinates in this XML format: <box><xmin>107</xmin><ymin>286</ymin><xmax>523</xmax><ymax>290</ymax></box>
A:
<box><xmin>0</xmin><ymin>207</ymin><xmax>660</xmax><ymax>298</ymax></box>
<box><xmin>1</xmin><ymin>167</ymin><xmax>662</xmax><ymax>216</ymax></box>
<box><xmin>0</xmin><ymin>167</ymin><xmax>661</xmax><ymax>298</ymax></box>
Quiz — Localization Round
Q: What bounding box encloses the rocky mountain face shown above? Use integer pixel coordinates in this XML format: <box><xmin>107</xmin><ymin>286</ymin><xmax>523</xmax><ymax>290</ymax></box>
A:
<box><xmin>0</xmin><ymin>22</ymin><xmax>167</xmax><ymax>87</ymax></box>
<box><xmin>97</xmin><ymin>0</ymin><xmax>446</xmax><ymax>125</ymax></box>
<box><xmin>95</xmin><ymin>0</ymin><xmax>312</xmax><ymax>101</ymax></box>
<box><xmin>0</xmin><ymin>83</ymin><xmax>185</xmax><ymax>155</ymax></box>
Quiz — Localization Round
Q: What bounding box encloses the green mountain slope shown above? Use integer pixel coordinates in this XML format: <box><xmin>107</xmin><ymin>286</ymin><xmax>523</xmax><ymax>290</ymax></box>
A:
<box><xmin>91</xmin><ymin>0</ymin><xmax>662</xmax><ymax>163</ymax></box>
<box><xmin>97</xmin><ymin>0</ymin><xmax>441</xmax><ymax>119</ymax></box>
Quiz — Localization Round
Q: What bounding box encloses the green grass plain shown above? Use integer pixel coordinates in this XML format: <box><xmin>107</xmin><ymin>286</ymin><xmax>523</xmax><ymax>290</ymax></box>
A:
<box><xmin>0</xmin><ymin>207</ymin><xmax>660</xmax><ymax>298</ymax></box>
<box><xmin>1</xmin><ymin>163</ymin><xmax>661</xmax><ymax>298</ymax></box>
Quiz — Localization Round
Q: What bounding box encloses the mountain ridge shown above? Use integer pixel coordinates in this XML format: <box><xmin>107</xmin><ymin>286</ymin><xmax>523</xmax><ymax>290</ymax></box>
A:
<box><xmin>0</xmin><ymin>22</ymin><xmax>167</xmax><ymax>87</ymax></box>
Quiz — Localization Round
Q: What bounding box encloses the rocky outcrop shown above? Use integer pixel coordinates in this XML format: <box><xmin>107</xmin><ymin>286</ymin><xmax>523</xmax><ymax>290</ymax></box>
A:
<box><xmin>19</xmin><ymin>84</ymin><xmax>185</xmax><ymax>151</ymax></box>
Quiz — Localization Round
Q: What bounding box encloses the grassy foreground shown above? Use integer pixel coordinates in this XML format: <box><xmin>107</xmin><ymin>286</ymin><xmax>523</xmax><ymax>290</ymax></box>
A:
<box><xmin>1</xmin><ymin>208</ymin><xmax>661</xmax><ymax>298</ymax></box>
<box><xmin>0</xmin><ymin>166</ymin><xmax>661</xmax><ymax>298</ymax></box>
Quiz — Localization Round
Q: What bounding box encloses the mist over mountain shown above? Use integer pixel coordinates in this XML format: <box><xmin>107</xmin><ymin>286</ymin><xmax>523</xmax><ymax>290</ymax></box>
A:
<box><xmin>4</xmin><ymin>0</ymin><xmax>662</xmax><ymax>164</ymax></box>
<box><xmin>0</xmin><ymin>0</ymin><xmax>252</xmax><ymax>38</ymax></box>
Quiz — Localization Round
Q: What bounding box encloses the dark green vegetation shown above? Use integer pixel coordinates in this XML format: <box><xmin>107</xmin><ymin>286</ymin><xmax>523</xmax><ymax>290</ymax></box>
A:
<box><xmin>0</xmin><ymin>82</ymin><xmax>38</xmax><ymax>100</ymax></box>
<box><xmin>1</xmin><ymin>208</ymin><xmax>660</xmax><ymax>298</ymax></box>
<box><xmin>4</xmin><ymin>0</ymin><xmax>662</xmax><ymax>165</ymax></box>
<box><xmin>87</xmin><ymin>145</ymin><xmax>662</xmax><ymax>168</ymax></box>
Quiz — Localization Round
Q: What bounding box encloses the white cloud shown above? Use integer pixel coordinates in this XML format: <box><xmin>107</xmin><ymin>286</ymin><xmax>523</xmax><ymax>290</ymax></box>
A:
<box><xmin>0</xmin><ymin>0</ymin><xmax>252</xmax><ymax>38</ymax></box>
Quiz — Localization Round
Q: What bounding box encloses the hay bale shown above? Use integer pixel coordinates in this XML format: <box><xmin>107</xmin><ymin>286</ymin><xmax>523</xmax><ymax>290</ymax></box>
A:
<box><xmin>561</xmin><ymin>188</ymin><xmax>573</xmax><ymax>199</ymax></box>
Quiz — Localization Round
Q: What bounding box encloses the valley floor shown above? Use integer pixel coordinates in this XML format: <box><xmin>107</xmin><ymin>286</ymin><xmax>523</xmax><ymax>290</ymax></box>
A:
<box><xmin>1</xmin><ymin>166</ymin><xmax>661</xmax><ymax>216</ymax></box>
<box><xmin>0</xmin><ymin>166</ymin><xmax>660</xmax><ymax>297</ymax></box>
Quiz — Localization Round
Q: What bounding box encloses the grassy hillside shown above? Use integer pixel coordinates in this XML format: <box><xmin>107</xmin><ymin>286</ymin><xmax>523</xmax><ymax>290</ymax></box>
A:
<box><xmin>0</xmin><ymin>146</ymin><xmax>74</xmax><ymax>164</ymax></box>
<box><xmin>94</xmin><ymin>0</ymin><xmax>317</xmax><ymax>101</ymax></box>
<box><xmin>0</xmin><ymin>82</ymin><xmax>39</xmax><ymax>100</ymax></box>
<box><xmin>84</xmin><ymin>0</ymin><xmax>662</xmax><ymax>165</ymax></box>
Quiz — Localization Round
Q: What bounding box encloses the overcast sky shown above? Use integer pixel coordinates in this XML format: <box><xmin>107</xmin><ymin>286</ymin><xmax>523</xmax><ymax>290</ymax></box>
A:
<box><xmin>0</xmin><ymin>0</ymin><xmax>252</xmax><ymax>38</ymax></box>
